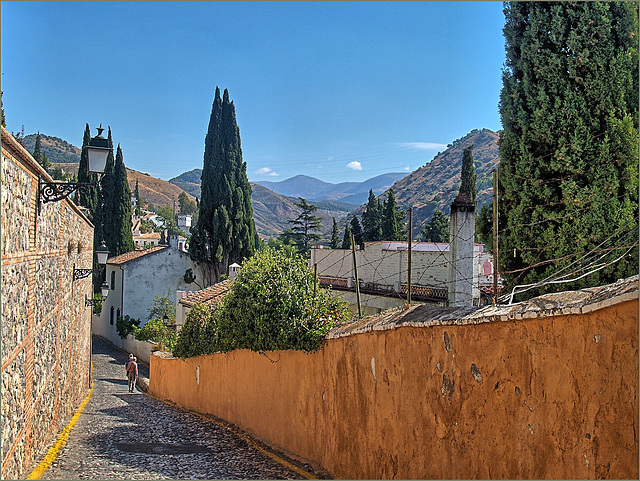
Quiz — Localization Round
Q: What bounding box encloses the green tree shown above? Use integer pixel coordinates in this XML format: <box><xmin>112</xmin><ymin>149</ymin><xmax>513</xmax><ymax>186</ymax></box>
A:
<box><xmin>421</xmin><ymin>209</ymin><xmax>450</xmax><ymax>243</ymax></box>
<box><xmin>108</xmin><ymin>144</ymin><xmax>135</xmax><ymax>256</ymax></box>
<box><xmin>178</xmin><ymin>191</ymin><xmax>197</xmax><ymax>216</ymax></box>
<box><xmin>499</xmin><ymin>2</ymin><xmax>639</xmax><ymax>299</ymax></box>
<box><xmin>350</xmin><ymin>215</ymin><xmax>364</xmax><ymax>250</ymax></box>
<box><xmin>147</xmin><ymin>290</ymin><xmax>176</xmax><ymax>323</ymax></box>
<box><xmin>341</xmin><ymin>224</ymin><xmax>352</xmax><ymax>250</ymax></box>
<box><xmin>329</xmin><ymin>217</ymin><xmax>340</xmax><ymax>249</ymax></box>
<box><xmin>32</xmin><ymin>132</ymin><xmax>51</xmax><ymax>170</ymax></box>
<box><xmin>476</xmin><ymin>202</ymin><xmax>493</xmax><ymax>251</ymax></box>
<box><xmin>459</xmin><ymin>145</ymin><xmax>477</xmax><ymax>205</ymax></box>
<box><xmin>288</xmin><ymin>198</ymin><xmax>323</xmax><ymax>256</ymax></box>
<box><xmin>362</xmin><ymin>189</ymin><xmax>383</xmax><ymax>242</ymax></box>
<box><xmin>77</xmin><ymin>124</ymin><xmax>99</xmax><ymax>216</ymax></box>
<box><xmin>1</xmin><ymin>91</ymin><xmax>5</xmax><ymax>128</ymax></box>
<box><xmin>381</xmin><ymin>189</ymin><xmax>406</xmax><ymax>241</ymax></box>
<box><xmin>190</xmin><ymin>87</ymin><xmax>257</xmax><ymax>286</ymax></box>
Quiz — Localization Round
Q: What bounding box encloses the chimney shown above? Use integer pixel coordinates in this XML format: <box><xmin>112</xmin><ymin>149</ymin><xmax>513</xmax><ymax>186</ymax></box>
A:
<box><xmin>228</xmin><ymin>263</ymin><xmax>241</xmax><ymax>282</ymax></box>
<box><xmin>449</xmin><ymin>192</ymin><xmax>475</xmax><ymax>306</ymax></box>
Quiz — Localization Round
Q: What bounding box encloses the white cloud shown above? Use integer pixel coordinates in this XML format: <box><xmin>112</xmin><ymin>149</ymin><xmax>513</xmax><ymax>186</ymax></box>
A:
<box><xmin>347</xmin><ymin>161</ymin><xmax>363</xmax><ymax>171</ymax></box>
<box><xmin>403</xmin><ymin>165</ymin><xmax>411</xmax><ymax>171</ymax></box>
<box><xmin>398</xmin><ymin>142</ymin><xmax>448</xmax><ymax>151</ymax></box>
<box><xmin>255</xmin><ymin>167</ymin><xmax>278</xmax><ymax>176</ymax></box>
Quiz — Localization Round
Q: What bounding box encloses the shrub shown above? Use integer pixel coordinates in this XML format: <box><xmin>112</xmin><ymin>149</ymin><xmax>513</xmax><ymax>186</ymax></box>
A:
<box><xmin>134</xmin><ymin>318</ymin><xmax>176</xmax><ymax>352</ymax></box>
<box><xmin>173</xmin><ymin>248</ymin><xmax>351</xmax><ymax>357</ymax></box>
<box><xmin>116</xmin><ymin>315</ymin><xmax>140</xmax><ymax>339</ymax></box>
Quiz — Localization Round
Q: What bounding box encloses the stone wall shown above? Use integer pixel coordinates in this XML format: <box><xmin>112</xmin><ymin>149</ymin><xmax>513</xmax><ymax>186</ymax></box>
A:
<box><xmin>1</xmin><ymin>128</ymin><xmax>94</xmax><ymax>479</ymax></box>
<box><xmin>150</xmin><ymin>277</ymin><xmax>638</xmax><ymax>479</ymax></box>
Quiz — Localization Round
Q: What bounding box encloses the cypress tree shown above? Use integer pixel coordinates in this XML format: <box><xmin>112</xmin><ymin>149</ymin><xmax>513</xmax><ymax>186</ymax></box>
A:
<box><xmin>190</xmin><ymin>87</ymin><xmax>257</xmax><ymax>285</ymax></box>
<box><xmin>362</xmin><ymin>189</ymin><xmax>383</xmax><ymax>241</ymax></box>
<box><xmin>329</xmin><ymin>217</ymin><xmax>340</xmax><ymax>249</ymax></box>
<box><xmin>499</xmin><ymin>2</ymin><xmax>638</xmax><ymax>298</ymax></box>
<box><xmin>77</xmin><ymin>124</ymin><xmax>99</xmax><ymax>216</ymax></box>
<box><xmin>350</xmin><ymin>215</ymin><xmax>364</xmax><ymax>250</ymax></box>
<box><xmin>421</xmin><ymin>209</ymin><xmax>450</xmax><ymax>243</ymax></box>
<box><xmin>381</xmin><ymin>189</ymin><xmax>406</xmax><ymax>241</ymax></box>
<box><xmin>459</xmin><ymin>145</ymin><xmax>477</xmax><ymax>205</ymax></box>
<box><xmin>32</xmin><ymin>132</ymin><xmax>50</xmax><ymax>170</ymax></box>
<box><xmin>341</xmin><ymin>224</ymin><xmax>352</xmax><ymax>250</ymax></box>
<box><xmin>109</xmin><ymin>144</ymin><xmax>134</xmax><ymax>256</ymax></box>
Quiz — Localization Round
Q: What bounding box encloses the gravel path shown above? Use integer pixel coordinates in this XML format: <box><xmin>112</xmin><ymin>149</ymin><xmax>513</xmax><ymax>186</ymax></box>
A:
<box><xmin>39</xmin><ymin>335</ymin><xmax>307</xmax><ymax>480</ymax></box>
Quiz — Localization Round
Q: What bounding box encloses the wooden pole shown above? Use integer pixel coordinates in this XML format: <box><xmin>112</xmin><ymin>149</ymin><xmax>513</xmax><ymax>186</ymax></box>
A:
<box><xmin>493</xmin><ymin>169</ymin><xmax>499</xmax><ymax>304</ymax></box>
<box><xmin>351</xmin><ymin>234</ymin><xmax>362</xmax><ymax>317</ymax></box>
<box><xmin>407</xmin><ymin>208</ymin><xmax>412</xmax><ymax>305</ymax></box>
<box><xmin>313</xmin><ymin>263</ymin><xmax>317</xmax><ymax>296</ymax></box>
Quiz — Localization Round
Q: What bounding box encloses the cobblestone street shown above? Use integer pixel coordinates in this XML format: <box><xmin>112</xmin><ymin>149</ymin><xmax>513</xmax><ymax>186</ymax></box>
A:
<box><xmin>37</xmin><ymin>336</ymin><xmax>309</xmax><ymax>480</ymax></box>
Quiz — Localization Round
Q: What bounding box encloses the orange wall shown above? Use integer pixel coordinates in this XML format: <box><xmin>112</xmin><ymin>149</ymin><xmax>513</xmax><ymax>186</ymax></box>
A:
<box><xmin>150</xmin><ymin>299</ymin><xmax>639</xmax><ymax>479</ymax></box>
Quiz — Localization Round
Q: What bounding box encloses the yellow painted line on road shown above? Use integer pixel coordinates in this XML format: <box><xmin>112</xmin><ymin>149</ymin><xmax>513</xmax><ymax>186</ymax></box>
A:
<box><xmin>26</xmin><ymin>364</ymin><xmax>95</xmax><ymax>480</ymax></box>
<box><xmin>144</xmin><ymin>391</ymin><xmax>318</xmax><ymax>480</ymax></box>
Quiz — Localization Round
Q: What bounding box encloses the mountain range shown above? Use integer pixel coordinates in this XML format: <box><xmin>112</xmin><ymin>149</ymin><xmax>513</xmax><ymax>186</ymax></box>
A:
<box><xmin>21</xmin><ymin>127</ymin><xmax>500</xmax><ymax>240</ymax></box>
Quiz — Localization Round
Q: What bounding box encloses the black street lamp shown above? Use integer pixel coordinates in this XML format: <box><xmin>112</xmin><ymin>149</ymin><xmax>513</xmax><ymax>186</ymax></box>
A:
<box><xmin>38</xmin><ymin>125</ymin><xmax>110</xmax><ymax>205</ymax></box>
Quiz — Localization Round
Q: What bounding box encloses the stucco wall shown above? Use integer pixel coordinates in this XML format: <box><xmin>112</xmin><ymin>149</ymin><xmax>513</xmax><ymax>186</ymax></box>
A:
<box><xmin>150</xmin><ymin>289</ymin><xmax>638</xmax><ymax>479</ymax></box>
<box><xmin>1</xmin><ymin>128</ymin><xmax>94</xmax><ymax>479</ymax></box>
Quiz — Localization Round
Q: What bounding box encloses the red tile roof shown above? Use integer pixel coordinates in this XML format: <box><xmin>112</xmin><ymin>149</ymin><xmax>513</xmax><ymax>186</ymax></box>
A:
<box><xmin>179</xmin><ymin>280</ymin><xmax>231</xmax><ymax>308</ymax></box>
<box><xmin>107</xmin><ymin>246</ymin><xmax>168</xmax><ymax>265</ymax></box>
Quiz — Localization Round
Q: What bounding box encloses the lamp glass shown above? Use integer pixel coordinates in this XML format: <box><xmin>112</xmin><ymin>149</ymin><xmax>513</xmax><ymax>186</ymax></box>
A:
<box><xmin>86</xmin><ymin>146</ymin><xmax>109</xmax><ymax>174</ymax></box>
<box><xmin>101</xmin><ymin>281</ymin><xmax>110</xmax><ymax>299</ymax></box>
<box><xmin>96</xmin><ymin>245</ymin><xmax>110</xmax><ymax>265</ymax></box>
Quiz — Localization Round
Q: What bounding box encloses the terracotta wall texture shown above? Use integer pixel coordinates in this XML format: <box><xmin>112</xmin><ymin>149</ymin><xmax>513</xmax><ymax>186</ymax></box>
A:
<box><xmin>1</xmin><ymin>128</ymin><xmax>94</xmax><ymax>479</ymax></box>
<box><xmin>150</xmin><ymin>282</ymin><xmax>638</xmax><ymax>479</ymax></box>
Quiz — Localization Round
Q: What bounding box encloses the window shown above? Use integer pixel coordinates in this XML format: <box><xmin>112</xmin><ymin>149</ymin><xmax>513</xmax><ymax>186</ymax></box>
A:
<box><xmin>116</xmin><ymin>308</ymin><xmax>121</xmax><ymax>323</ymax></box>
<box><xmin>110</xmin><ymin>306</ymin><xmax>115</xmax><ymax>325</ymax></box>
<box><xmin>111</xmin><ymin>271</ymin><xmax>116</xmax><ymax>290</ymax></box>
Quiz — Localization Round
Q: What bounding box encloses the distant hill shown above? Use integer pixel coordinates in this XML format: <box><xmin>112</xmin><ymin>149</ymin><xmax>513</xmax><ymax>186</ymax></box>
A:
<box><xmin>23</xmin><ymin>133</ymin><xmax>81</xmax><ymax>164</ymax></box>
<box><xmin>169</xmin><ymin>169</ymin><xmax>202</xmax><ymax>199</ymax></box>
<box><xmin>352</xmin><ymin>128</ymin><xmax>500</xmax><ymax>236</ymax></box>
<box><xmin>127</xmin><ymin>169</ymin><xmax>196</xmax><ymax>211</ymax></box>
<box><xmin>254</xmin><ymin>172</ymin><xmax>407</xmax><ymax>204</ymax></box>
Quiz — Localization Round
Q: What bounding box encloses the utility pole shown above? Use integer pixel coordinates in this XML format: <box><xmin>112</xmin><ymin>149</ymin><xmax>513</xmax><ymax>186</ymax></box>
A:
<box><xmin>313</xmin><ymin>263</ymin><xmax>317</xmax><ymax>297</ymax></box>
<box><xmin>407</xmin><ymin>208</ymin><xmax>412</xmax><ymax>305</ymax></box>
<box><xmin>493</xmin><ymin>168</ymin><xmax>499</xmax><ymax>304</ymax></box>
<box><xmin>351</xmin><ymin>233</ymin><xmax>362</xmax><ymax>317</ymax></box>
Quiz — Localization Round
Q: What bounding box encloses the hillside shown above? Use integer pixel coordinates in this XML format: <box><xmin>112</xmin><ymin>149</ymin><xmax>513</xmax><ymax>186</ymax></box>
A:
<box><xmin>23</xmin><ymin>133</ymin><xmax>81</xmax><ymax>164</ymax></box>
<box><xmin>127</xmin><ymin>169</ymin><xmax>196</xmax><ymax>210</ymax></box>
<box><xmin>169</xmin><ymin>169</ymin><xmax>202</xmax><ymax>198</ymax></box>
<box><xmin>353</xmin><ymin>128</ymin><xmax>500</xmax><ymax>235</ymax></box>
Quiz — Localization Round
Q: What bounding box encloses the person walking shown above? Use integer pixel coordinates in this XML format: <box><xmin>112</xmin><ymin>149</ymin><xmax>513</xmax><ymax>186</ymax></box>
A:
<box><xmin>126</xmin><ymin>356</ymin><xmax>138</xmax><ymax>393</ymax></box>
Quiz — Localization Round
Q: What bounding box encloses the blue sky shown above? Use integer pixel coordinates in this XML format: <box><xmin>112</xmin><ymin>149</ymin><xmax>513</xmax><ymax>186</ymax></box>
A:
<box><xmin>2</xmin><ymin>1</ymin><xmax>506</xmax><ymax>183</ymax></box>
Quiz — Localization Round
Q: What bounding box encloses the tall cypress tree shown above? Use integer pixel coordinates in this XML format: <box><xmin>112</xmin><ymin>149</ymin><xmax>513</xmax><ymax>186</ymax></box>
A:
<box><xmin>190</xmin><ymin>87</ymin><xmax>257</xmax><ymax>285</ymax></box>
<box><xmin>32</xmin><ymin>132</ymin><xmax>50</xmax><ymax>170</ymax></box>
<box><xmin>110</xmin><ymin>144</ymin><xmax>134</xmax><ymax>256</ymax></box>
<box><xmin>459</xmin><ymin>145</ymin><xmax>476</xmax><ymax>205</ymax></box>
<box><xmin>350</xmin><ymin>215</ymin><xmax>364</xmax><ymax>250</ymax></box>
<box><xmin>97</xmin><ymin>127</ymin><xmax>116</xmax><ymax>255</ymax></box>
<box><xmin>329</xmin><ymin>217</ymin><xmax>340</xmax><ymax>249</ymax></box>
<box><xmin>341</xmin><ymin>224</ymin><xmax>352</xmax><ymax>250</ymax></box>
<box><xmin>381</xmin><ymin>189</ymin><xmax>406</xmax><ymax>241</ymax></box>
<box><xmin>362</xmin><ymin>189</ymin><xmax>383</xmax><ymax>241</ymax></box>
<box><xmin>499</xmin><ymin>2</ymin><xmax>638</xmax><ymax>298</ymax></box>
<box><xmin>77</xmin><ymin>124</ymin><xmax>99</xmax><ymax>217</ymax></box>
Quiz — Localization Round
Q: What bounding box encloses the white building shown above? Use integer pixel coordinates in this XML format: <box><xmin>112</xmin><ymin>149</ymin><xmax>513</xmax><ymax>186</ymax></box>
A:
<box><xmin>93</xmin><ymin>239</ymin><xmax>200</xmax><ymax>352</ymax></box>
<box><xmin>132</xmin><ymin>231</ymin><xmax>161</xmax><ymax>248</ymax></box>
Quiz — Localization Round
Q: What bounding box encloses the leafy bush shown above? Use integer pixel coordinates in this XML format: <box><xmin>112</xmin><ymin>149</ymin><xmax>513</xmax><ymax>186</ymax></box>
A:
<box><xmin>134</xmin><ymin>318</ymin><xmax>176</xmax><ymax>351</ymax></box>
<box><xmin>173</xmin><ymin>248</ymin><xmax>351</xmax><ymax>357</ymax></box>
<box><xmin>116</xmin><ymin>315</ymin><xmax>140</xmax><ymax>339</ymax></box>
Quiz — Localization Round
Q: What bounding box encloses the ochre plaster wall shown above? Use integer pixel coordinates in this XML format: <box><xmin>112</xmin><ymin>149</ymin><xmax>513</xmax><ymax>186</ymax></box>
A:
<box><xmin>150</xmin><ymin>299</ymin><xmax>638</xmax><ymax>479</ymax></box>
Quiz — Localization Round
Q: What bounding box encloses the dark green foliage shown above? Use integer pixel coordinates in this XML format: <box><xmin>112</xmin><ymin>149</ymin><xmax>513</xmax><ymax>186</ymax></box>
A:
<box><xmin>476</xmin><ymin>202</ymin><xmax>493</xmax><ymax>251</ymax></box>
<box><xmin>147</xmin><ymin>290</ymin><xmax>176</xmax><ymax>323</ymax></box>
<box><xmin>288</xmin><ymin>198</ymin><xmax>323</xmax><ymax>256</ymax></box>
<box><xmin>350</xmin><ymin>215</ymin><xmax>364</xmax><ymax>249</ymax></box>
<box><xmin>381</xmin><ymin>189</ymin><xmax>406</xmax><ymax>241</ymax></box>
<box><xmin>499</xmin><ymin>2</ymin><xmax>639</xmax><ymax>299</ymax></box>
<box><xmin>32</xmin><ymin>132</ymin><xmax>51</xmax><ymax>169</ymax></box>
<box><xmin>341</xmin><ymin>224</ymin><xmax>352</xmax><ymax>250</ymax></box>
<box><xmin>173</xmin><ymin>248</ymin><xmax>351</xmax><ymax>357</ymax></box>
<box><xmin>1</xmin><ymin>91</ymin><xmax>5</xmax><ymax>127</ymax></box>
<box><xmin>190</xmin><ymin>87</ymin><xmax>257</xmax><ymax>285</ymax></box>
<box><xmin>329</xmin><ymin>217</ymin><xmax>340</xmax><ymax>249</ymax></box>
<box><xmin>421</xmin><ymin>209</ymin><xmax>450</xmax><ymax>243</ymax></box>
<box><xmin>178</xmin><ymin>191</ymin><xmax>197</xmax><ymax>217</ymax></box>
<box><xmin>76</xmin><ymin>124</ymin><xmax>99</xmax><ymax>215</ymax></box>
<box><xmin>134</xmin><ymin>318</ymin><xmax>176</xmax><ymax>352</ymax></box>
<box><xmin>109</xmin><ymin>145</ymin><xmax>135</xmax><ymax>256</ymax></box>
<box><xmin>362</xmin><ymin>190</ymin><xmax>383</xmax><ymax>241</ymax></box>
<box><xmin>459</xmin><ymin>145</ymin><xmax>476</xmax><ymax>204</ymax></box>
<box><xmin>116</xmin><ymin>315</ymin><xmax>140</xmax><ymax>339</ymax></box>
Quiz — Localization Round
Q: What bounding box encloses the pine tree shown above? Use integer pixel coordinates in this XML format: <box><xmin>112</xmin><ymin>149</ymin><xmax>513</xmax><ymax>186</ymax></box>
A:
<box><xmin>350</xmin><ymin>215</ymin><xmax>364</xmax><ymax>250</ymax></box>
<box><xmin>362</xmin><ymin>189</ymin><xmax>383</xmax><ymax>241</ymax></box>
<box><xmin>341</xmin><ymin>224</ymin><xmax>352</xmax><ymax>250</ymax></box>
<box><xmin>381</xmin><ymin>189</ymin><xmax>406</xmax><ymax>241</ymax></box>
<box><xmin>77</xmin><ymin>124</ymin><xmax>99</xmax><ymax>216</ymax></box>
<box><xmin>190</xmin><ymin>87</ymin><xmax>257</xmax><ymax>285</ymax></box>
<box><xmin>329</xmin><ymin>217</ymin><xmax>340</xmax><ymax>249</ymax></box>
<box><xmin>288</xmin><ymin>198</ymin><xmax>323</xmax><ymax>256</ymax></box>
<box><xmin>421</xmin><ymin>209</ymin><xmax>450</xmax><ymax>243</ymax></box>
<box><xmin>459</xmin><ymin>145</ymin><xmax>476</xmax><ymax>205</ymax></box>
<box><xmin>499</xmin><ymin>2</ymin><xmax>639</xmax><ymax>298</ymax></box>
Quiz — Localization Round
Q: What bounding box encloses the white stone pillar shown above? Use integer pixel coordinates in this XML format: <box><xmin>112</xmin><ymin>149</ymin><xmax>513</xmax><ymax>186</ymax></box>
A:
<box><xmin>449</xmin><ymin>193</ymin><xmax>475</xmax><ymax>306</ymax></box>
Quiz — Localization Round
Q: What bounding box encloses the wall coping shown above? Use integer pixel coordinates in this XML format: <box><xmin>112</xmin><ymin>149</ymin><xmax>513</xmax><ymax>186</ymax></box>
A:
<box><xmin>327</xmin><ymin>275</ymin><xmax>639</xmax><ymax>339</ymax></box>
<box><xmin>1</xmin><ymin>126</ymin><xmax>93</xmax><ymax>228</ymax></box>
